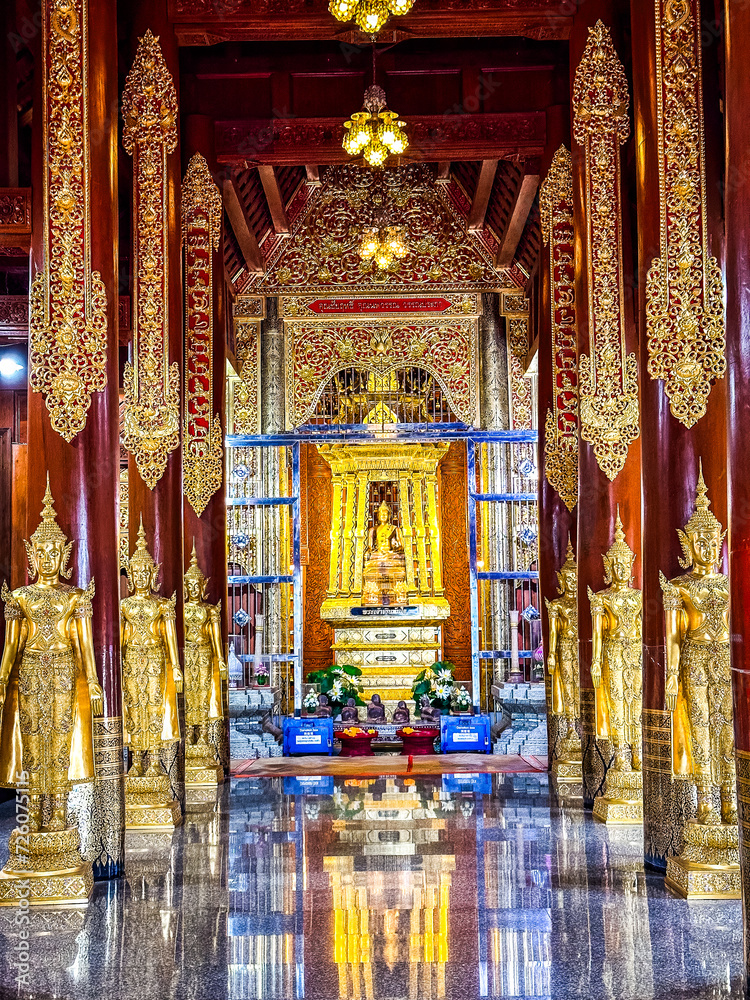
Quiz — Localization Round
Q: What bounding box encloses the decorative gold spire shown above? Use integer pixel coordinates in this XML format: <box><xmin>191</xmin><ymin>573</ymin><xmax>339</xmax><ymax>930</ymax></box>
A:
<box><xmin>683</xmin><ymin>461</ymin><xmax>723</xmax><ymax>537</ymax></box>
<box><xmin>184</xmin><ymin>540</ymin><xmax>207</xmax><ymax>587</ymax></box>
<box><xmin>30</xmin><ymin>476</ymin><xmax>69</xmax><ymax>547</ymax></box>
<box><xmin>605</xmin><ymin>507</ymin><xmax>635</xmax><ymax>565</ymax></box>
<box><xmin>128</xmin><ymin>515</ymin><xmax>158</xmax><ymax>580</ymax></box>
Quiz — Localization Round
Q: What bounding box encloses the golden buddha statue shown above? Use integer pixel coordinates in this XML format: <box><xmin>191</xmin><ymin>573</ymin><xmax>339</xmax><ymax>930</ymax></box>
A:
<box><xmin>121</xmin><ymin>519</ymin><xmax>182</xmax><ymax>828</ymax></box>
<box><xmin>545</xmin><ymin>539</ymin><xmax>581</xmax><ymax>779</ymax></box>
<box><xmin>362</xmin><ymin>501</ymin><xmax>408</xmax><ymax>606</ymax></box>
<box><xmin>183</xmin><ymin>543</ymin><xmax>227</xmax><ymax>785</ymax></box>
<box><xmin>661</xmin><ymin>465</ymin><xmax>739</xmax><ymax>899</ymax></box>
<box><xmin>589</xmin><ymin>511</ymin><xmax>643</xmax><ymax>823</ymax></box>
<box><xmin>0</xmin><ymin>479</ymin><xmax>103</xmax><ymax>904</ymax></box>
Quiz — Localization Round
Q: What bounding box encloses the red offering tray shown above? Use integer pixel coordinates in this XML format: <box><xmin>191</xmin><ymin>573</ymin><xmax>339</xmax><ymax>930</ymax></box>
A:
<box><xmin>337</xmin><ymin>728</ymin><xmax>378</xmax><ymax>757</ymax></box>
<box><xmin>397</xmin><ymin>727</ymin><xmax>440</xmax><ymax>756</ymax></box>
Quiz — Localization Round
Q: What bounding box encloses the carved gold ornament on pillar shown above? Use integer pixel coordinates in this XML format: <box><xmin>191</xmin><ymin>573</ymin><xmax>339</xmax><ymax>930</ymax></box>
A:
<box><xmin>28</xmin><ymin>0</ymin><xmax>108</xmax><ymax>442</ymax></box>
<box><xmin>182</xmin><ymin>153</ymin><xmax>224</xmax><ymax>517</ymax></box>
<box><xmin>539</xmin><ymin>146</ymin><xmax>578</xmax><ymax>512</ymax></box>
<box><xmin>573</xmin><ymin>21</ymin><xmax>640</xmax><ymax>482</ymax></box>
<box><xmin>121</xmin><ymin>31</ymin><xmax>180</xmax><ymax>490</ymax></box>
<box><xmin>646</xmin><ymin>0</ymin><xmax>725</xmax><ymax>428</ymax></box>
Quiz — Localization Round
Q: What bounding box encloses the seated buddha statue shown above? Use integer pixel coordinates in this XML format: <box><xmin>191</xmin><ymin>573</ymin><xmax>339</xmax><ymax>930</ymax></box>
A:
<box><xmin>362</xmin><ymin>502</ymin><xmax>407</xmax><ymax>606</ymax></box>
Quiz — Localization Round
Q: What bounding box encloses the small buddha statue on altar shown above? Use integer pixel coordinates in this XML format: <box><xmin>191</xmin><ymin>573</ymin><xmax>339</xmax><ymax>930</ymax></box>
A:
<box><xmin>316</xmin><ymin>694</ymin><xmax>333</xmax><ymax>718</ymax></box>
<box><xmin>121</xmin><ymin>519</ymin><xmax>182</xmax><ymax>828</ymax></box>
<box><xmin>0</xmin><ymin>480</ymin><xmax>103</xmax><ymax>904</ymax></box>
<box><xmin>546</xmin><ymin>539</ymin><xmax>582</xmax><ymax>779</ymax></box>
<box><xmin>588</xmin><ymin>510</ymin><xmax>643</xmax><ymax>823</ymax></box>
<box><xmin>419</xmin><ymin>695</ymin><xmax>442</xmax><ymax>725</ymax></box>
<box><xmin>341</xmin><ymin>698</ymin><xmax>360</xmax><ymax>722</ymax></box>
<box><xmin>393</xmin><ymin>701</ymin><xmax>410</xmax><ymax>724</ymax></box>
<box><xmin>183</xmin><ymin>544</ymin><xmax>227</xmax><ymax>785</ymax></box>
<box><xmin>362</xmin><ymin>502</ymin><xmax>407</xmax><ymax>606</ymax></box>
<box><xmin>367</xmin><ymin>693</ymin><xmax>387</xmax><ymax>722</ymax></box>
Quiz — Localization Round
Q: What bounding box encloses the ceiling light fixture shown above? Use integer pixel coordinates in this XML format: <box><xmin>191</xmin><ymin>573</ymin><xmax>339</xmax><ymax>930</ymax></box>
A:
<box><xmin>343</xmin><ymin>84</ymin><xmax>409</xmax><ymax>168</ymax></box>
<box><xmin>329</xmin><ymin>0</ymin><xmax>415</xmax><ymax>35</ymax></box>
<box><xmin>359</xmin><ymin>224</ymin><xmax>409</xmax><ymax>272</ymax></box>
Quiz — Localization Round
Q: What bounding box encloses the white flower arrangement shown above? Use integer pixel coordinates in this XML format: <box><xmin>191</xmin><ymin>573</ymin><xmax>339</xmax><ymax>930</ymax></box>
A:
<box><xmin>330</xmin><ymin>679</ymin><xmax>344</xmax><ymax>702</ymax></box>
<box><xmin>303</xmin><ymin>690</ymin><xmax>319</xmax><ymax>712</ymax></box>
<box><xmin>452</xmin><ymin>686</ymin><xmax>471</xmax><ymax>711</ymax></box>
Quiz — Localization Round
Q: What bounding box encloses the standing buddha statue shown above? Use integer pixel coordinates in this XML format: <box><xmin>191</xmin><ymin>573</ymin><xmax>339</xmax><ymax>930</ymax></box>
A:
<box><xmin>545</xmin><ymin>539</ymin><xmax>582</xmax><ymax>780</ymax></box>
<box><xmin>661</xmin><ymin>464</ymin><xmax>739</xmax><ymax>898</ymax></box>
<box><xmin>362</xmin><ymin>501</ymin><xmax>407</xmax><ymax>606</ymax></box>
<box><xmin>121</xmin><ymin>519</ymin><xmax>182</xmax><ymax>829</ymax></box>
<box><xmin>184</xmin><ymin>543</ymin><xmax>227</xmax><ymax>785</ymax></box>
<box><xmin>589</xmin><ymin>510</ymin><xmax>643</xmax><ymax>823</ymax></box>
<box><xmin>0</xmin><ymin>479</ymin><xmax>103</xmax><ymax>905</ymax></box>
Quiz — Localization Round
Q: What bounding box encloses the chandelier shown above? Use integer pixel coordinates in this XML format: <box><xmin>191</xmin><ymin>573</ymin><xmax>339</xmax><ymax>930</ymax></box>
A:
<box><xmin>343</xmin><ymin>85</ymin><xmax>408</xmax><ymax>167</ymax></box>
<box><xmin>359</xmin><ymin>225</ymin><xmax>409</xmax><ymax>271</ymax></box>
<box><xmin>329</xmin><ymin>0</ymin><xmax>415</xmax><ymax>34</ymax></box>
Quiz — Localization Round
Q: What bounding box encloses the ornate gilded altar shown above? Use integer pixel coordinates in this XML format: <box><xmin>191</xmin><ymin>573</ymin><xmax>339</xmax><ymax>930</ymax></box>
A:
<box><xmin>319</xmin><ymin>442</ymin><xmax>450</xmax><ymax>712</ymax></box>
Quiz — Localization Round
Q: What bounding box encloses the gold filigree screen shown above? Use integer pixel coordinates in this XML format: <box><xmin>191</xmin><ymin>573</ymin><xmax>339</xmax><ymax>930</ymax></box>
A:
<box><xmin>573</xmin><ymin>21</ymin><xmax>639</xmax><ymax>482</ymax></box>
<box><xmin>540</xmin><ymin>146</ymin><xmax>578</xmax><ymax>511</ymax></box>
<box><xmin>121</xmin><ymin>31</ymin><xmax>180</xmax><ymax>490</ymax></box>
<box><xmin>646</xmin><ymin>0</ymin><xmax>725</xmax><ymax>427</ymax></box>
<box><xmin>29</xmin><ymin>0</ymin><xmax>108</xmax><ymax>442</ymax></box>
<box><xmin>182</xmin><ymin>153</ymin><xmax>224</xmax><ymax>516</ymax></box>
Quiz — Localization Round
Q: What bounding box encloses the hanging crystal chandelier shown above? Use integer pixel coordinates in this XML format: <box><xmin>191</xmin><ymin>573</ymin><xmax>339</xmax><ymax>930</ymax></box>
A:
<box><xmin>343</xmin><ymin>85</ymin><xmax>409</xmax><ymax>168</ymax></box>
<box><xmin>359</xmin><ymin>225</ymin><xmax>409</xmax><ymax>271</ymax></box>
<box><xmin>329</xmin><ymin>0</ymin><xmax>415</xmax><ymax>35</ymax></box>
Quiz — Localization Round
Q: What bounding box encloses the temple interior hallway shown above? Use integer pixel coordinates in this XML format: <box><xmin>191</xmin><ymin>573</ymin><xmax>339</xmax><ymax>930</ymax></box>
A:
<box><xmin>0</xmin><ymin>774</ymin><xmax>741</xmax><ymax>1000</ymax></box>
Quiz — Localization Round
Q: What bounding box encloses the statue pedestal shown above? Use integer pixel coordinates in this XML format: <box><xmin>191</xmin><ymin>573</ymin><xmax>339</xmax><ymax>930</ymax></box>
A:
<box><xmin>125</xmin><ymin>773</ymin><xmax>182</xmax><ymax>831</ymax></box>
<box><xmin>665</xmin><ymin>821</ymin><xmax>741</xmax><ymax>899</ymax></box>
<box><xmin>185</xmin><ymin>743</ymin><xmax>223</xmax><ymax>788</ymax></box>
<box><xmin>0</xmin><ymin>827</ymin><xmax>93</xmax><ymax>907</ymax></box>
<box><xmin>593</xmin><ymin>769</ymin><xmax>643</xmax><ymax>824</ymax></box>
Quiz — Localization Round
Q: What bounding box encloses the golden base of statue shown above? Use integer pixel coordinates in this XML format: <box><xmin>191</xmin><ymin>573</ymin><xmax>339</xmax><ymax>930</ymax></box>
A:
<box><xmin>552</xmin><ymin>734</ymin><xmax>583</xmax><ymax>782</ymax></box>
<box><xmin>665</xmin><ymin>822</ymin><xmax>741</xmax><ymax>899</ymax></box>
<box><xmin>125</xmin><ymin>773</ymin><xmax>182</xmax><ymax>831</ymax></box>
<box><xmin>185</xmin><ymin>743</ymin><xmax>223</xmax><ymax>787</ymax></box>
<box><xmin>0</xmin><ymin>828</ymin><xmax>93</xmax><ymax>907</ymax></box>
<box><xmin>593</xmin><ymin>769</ymin><xmax>643</xmax><ymax>825</ymax></box>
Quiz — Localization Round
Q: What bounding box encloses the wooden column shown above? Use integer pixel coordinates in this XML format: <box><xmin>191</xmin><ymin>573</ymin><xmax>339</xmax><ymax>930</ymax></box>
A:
<box><xmin>725</xmin><ymin>0</ymin><xmax>750</xmax><ymax>979</ymax></box>
<box><xmin>27</xmin><ymin>0</ymin><xmax>123</xmax><ymax>878</ymax></box>
<box><xmin>570</xmin><ymin>7</ymin><xmax>642</xmax><ymax>808</ymax></box>
<box><xmin>631</xmin><ymin>0</ymin><xmax>728</xmax><ymax>871</ymax></box>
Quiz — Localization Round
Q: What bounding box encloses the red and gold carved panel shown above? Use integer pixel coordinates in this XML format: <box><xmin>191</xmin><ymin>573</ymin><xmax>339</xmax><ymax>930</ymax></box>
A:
<box><xmin>573</xmin><ymin>21</ymin><xmax>639</xmax><ymax>482</ymax></box>
<box><xmin>646</xmin><ymin>0</ymin><xmax>725</xmax><ymax>428</ymax></box>
<box><xmin>303</xmin><ymin>444</ymin><xmax>333</xmax><ymax>676</ymax></box>
<box><xmin>28</xmin><ymin>1</ymin><xmax>107</xmax><ymax>442</ymax></box>
<box><xmin>540</xmin><ymin>146</ymin><xmax>578</xmax><ymax>511</ymax></box>
<box><xmin>286</xmin><ymin>319</ymin><xmax>478</xmax><ymax>428</ymax></box>
<box><xmin>182</xmin><ymin>153</ymin><xmax>224</xmax><ymax>517</ymax></box>
<box><xmin>440</xmin><ymin>441</ymin><xmax>471</xmax><ymax>684</ymax></box>
<box><xmin>121</xmin><ymin>31</ymin><xmax>180</xmax><ymax>489</ymax></box>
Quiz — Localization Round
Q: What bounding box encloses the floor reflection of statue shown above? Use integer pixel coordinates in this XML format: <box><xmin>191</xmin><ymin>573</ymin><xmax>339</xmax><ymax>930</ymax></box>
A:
<box><xmin>362</xmin><ymin>502</ymin><xmax>408</xmax><ymax>606</ymax></box>
<box><xmin>0</xmin><ymin>481</ymin><xmax>103</xmax><ymax>903</ymax></box>
<box><xmin>589</xmin><ymin>512</ymin><xmax>643</xmax><ymax>823</ymax></box>
<box><xmin>184</xmin><ymin>544</ymin><xmax>226</xmax><ymax>783</ymax></box>
<box><xmin>546</xmin><ymin>540</ymin><xmax>581</xmax><ymax>778</ymax></box>
<box><xmin>662</xmin><ymin>466</ymin><xmax>739</xmax><ymax>899</ymax></box>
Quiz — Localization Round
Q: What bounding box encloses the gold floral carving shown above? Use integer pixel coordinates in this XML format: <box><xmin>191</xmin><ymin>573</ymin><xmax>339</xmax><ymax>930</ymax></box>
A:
<box><xmin>573</xmin><ymin>21</ymin><xmax>639</xmax><ymax>482</ymax></box>
<box><xmin>540</xmin><ymin>146</ymin><xmax>578</xmax><ymax>511</ymax></box>
<box><xmin>28</xmin><ymin>0</ymin><xmax>108</xmax><ymax>442</ymax></box>
<box><xmin>121</xmin><ymin>31</ymin><xmax>180</xmax><ymax>489</ymax></box>
<box><xmin>231</xmin><ymin>315</ymin><xmax>261</xmax><ymax>435</ymax></box>
<box><xmin>287</xmin><ymin>319</ymin><xmax>478</xmax><ymax>427</ymax></box>
<box><xmin>507</xmin><ymin>317</ymin><xmax>533</xmax><ymax>431</ymax></box>
<box><xmin>646</xmin><ymin>0</ymin><xmax>725</xmax><ymax>428</ymax></box>
<box><xmin>182</xmin><ymin>153</ymin><xmax>224</xmax><ymax>516</ymax></box>
<box><xmin>260</xmin><ymin>165</ymin><xmax>499</xmax><ymax>294</ymax></box>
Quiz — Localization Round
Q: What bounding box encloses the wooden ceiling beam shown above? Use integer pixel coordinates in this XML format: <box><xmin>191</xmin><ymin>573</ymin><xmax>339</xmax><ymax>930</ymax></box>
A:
<box><xmin>496</xmin><ymin>170</ymin><xmax>540</xmax><ymax>269</ymax></box>
<box><xmin>258</xmin><ymin>164</ymin><xmax>290</xmax><ymax>235</ymax></box>
<box><xmin>467</xmin><ymin>159</ymin><xmax>498</xmax><ymax>232</ymax></box>
<box><xmin>221</xmin><ymin>175</ymin><xmax>264</xmax><ymax>274</ymax></box>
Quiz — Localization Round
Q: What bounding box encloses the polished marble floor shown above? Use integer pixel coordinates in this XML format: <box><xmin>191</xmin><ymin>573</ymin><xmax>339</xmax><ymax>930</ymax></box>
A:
<box><xmin>0</xmin><ymin>773</ymin><xmax>742</xmax><ymax>1000</ymax></box>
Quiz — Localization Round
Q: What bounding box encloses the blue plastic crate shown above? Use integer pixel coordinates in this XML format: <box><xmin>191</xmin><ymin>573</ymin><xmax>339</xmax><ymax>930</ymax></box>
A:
<box><xmin>442</xmin><ymin>772</ymin><xmax>493</xmax><ymax>796</ymax></box>
<box><xmin>283</xmin><ymin>775</ymin><xmax>335</xmax><ymax>796</ymax></box>
<box><xmin>283</xmin><ymin>717</ymin><xmax>334</xmax><ymax>756</ymax></box>
<box><xmin>440</xmin><ymin>714</ymin><xmax>491</xmax><ymax>753</ymax></box>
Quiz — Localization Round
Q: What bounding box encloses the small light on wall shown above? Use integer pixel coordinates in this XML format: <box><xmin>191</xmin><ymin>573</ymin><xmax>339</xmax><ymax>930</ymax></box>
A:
<box><xmin>0</xmin><ymin>357</ymin><xmax>23</xmax><ymax>379</ymax></box>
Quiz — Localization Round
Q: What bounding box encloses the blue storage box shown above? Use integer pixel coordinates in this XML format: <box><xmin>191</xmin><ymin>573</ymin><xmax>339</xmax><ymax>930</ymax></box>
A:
<box><xmin>440</xmin><ymin>714</ymin><xmax>491</xmax><ymax>753</ymax></box>
<box><xmin>442</xmin><ymin>772</ymin><xmax>493</xmax><ymax>796</ymax></box>
<box><xmin>283</xmin><ymin>717</ymin><xmax>334</xmax><ymax>756</ymax></box>
<box><xmin>283</xmin><ymin>775</ymin><xmax>335</xmax><ymax>796</ymax></box>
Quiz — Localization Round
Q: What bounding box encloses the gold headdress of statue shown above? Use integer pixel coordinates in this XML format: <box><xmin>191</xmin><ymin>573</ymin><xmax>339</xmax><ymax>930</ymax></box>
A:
<box><xmin>555</xmin><ymin>536</ymin><xmax>577</xmax><ymax>594</ymax></box>
<box><xmin>378</xmin><ymin>501</ymin><xmax>391</xmax><ymax>520</ymax></box>
<box><xmin>26</xmin><ymin>475</ymin><xmax>73</xmax><ymax>579</ymax></box>
<box><xmin>678</xmin><ymin>460</ymin><xmax>726</xmax><ymax>569</ymax></box>
<box><xmin>127</xmin><ymin>516</ymin><xmax>160</xmax><ymax>592</ymax></box>
<box><xmin>603</xmin><ymin>507</ymin><xmax>635</xmax><ymax>584</ymax></box>
<box><xmin>184</xmin><ymin>540</ymin><xmax>208</xmax><ymax>598</ymax></box>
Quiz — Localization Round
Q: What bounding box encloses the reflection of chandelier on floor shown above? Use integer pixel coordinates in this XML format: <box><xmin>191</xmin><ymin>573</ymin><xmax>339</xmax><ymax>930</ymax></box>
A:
<box><xmin>359</xmin><ymin>224</ymin><xmax>409</xmax><ymax>272</ymax></box>
<box><xmin>343</xmin><ymin>85</ymin><xmax>409</xmax><ymax>167</ymax></box>
<box><xmin>329</xmin><ymin>0</ymin><xmax>415</xmax><ymax>34</ymax></box>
